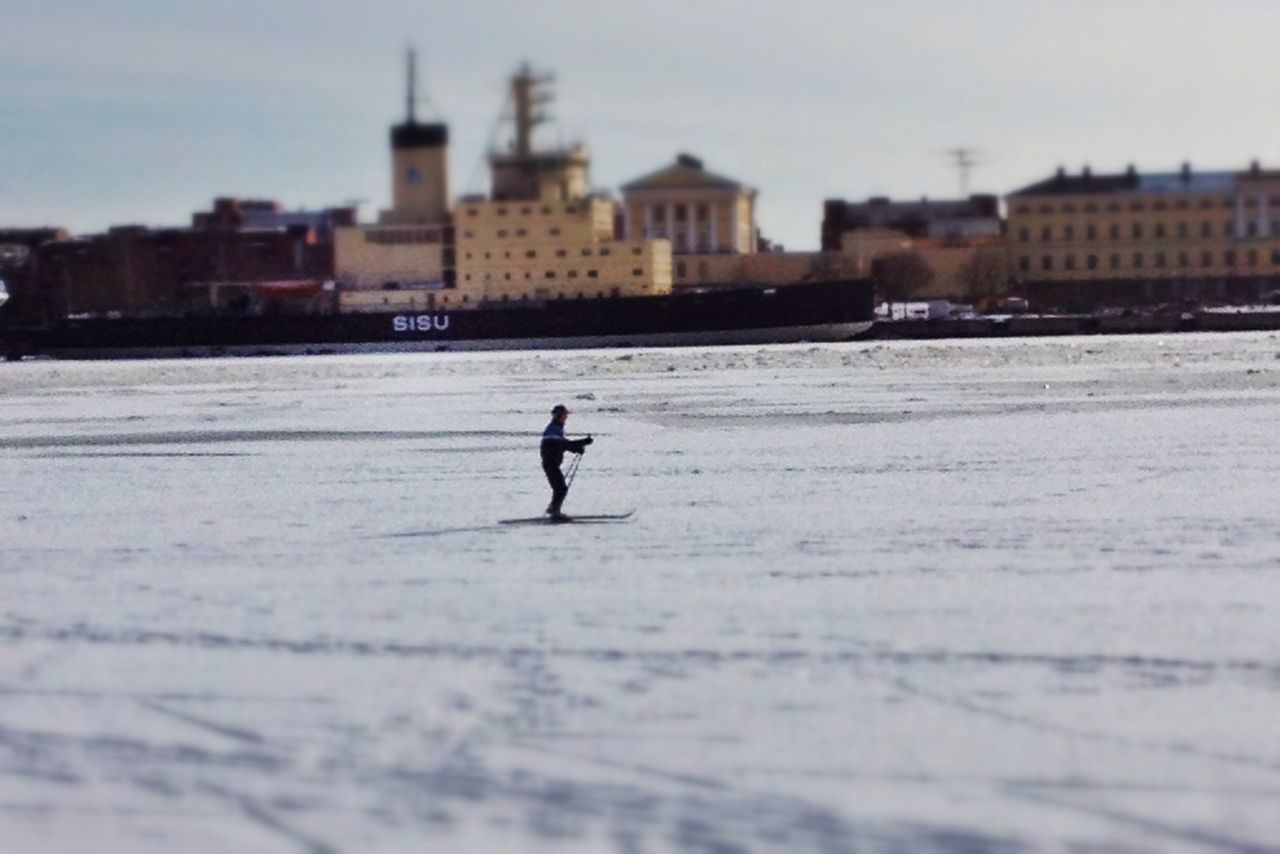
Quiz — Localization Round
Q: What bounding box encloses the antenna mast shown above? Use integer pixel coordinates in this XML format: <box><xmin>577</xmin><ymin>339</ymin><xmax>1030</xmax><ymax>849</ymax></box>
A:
<box><xmin>947</xmin><ymin>147</ymin><xmax>980</xmax><ymax>196</ymax></box>
<box><xmin>406</xmin><ymin>48</ymin><xmax>417</xmax><ymax>122</ymax></box>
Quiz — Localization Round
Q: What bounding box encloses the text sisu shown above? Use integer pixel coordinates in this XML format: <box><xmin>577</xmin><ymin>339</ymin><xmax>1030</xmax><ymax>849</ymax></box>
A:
<box><xmin>393</xmin><ymin>314</ymin><xmax>451</xmax><ymax>333</ymax></box>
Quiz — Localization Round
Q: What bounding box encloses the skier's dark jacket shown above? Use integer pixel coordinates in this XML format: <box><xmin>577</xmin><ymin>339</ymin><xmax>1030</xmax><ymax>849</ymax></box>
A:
<box><xmin>541</xmin><ymin>419</ymin><xmax>591</xmax><ymax>467</ymax></box>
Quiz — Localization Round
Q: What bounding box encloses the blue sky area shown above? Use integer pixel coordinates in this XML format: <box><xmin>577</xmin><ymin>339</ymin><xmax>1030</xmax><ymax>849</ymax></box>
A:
<box><xmin>3</xmin><ymin>0</ymin><xmax>1279</xmax><ymax>249</ymax></box>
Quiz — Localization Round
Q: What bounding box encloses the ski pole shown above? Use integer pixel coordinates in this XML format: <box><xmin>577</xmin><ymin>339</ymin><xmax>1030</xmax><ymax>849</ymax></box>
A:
<box><xmin>565</xmin><ymin>452</ymin><xmax>583</xmax><ymax>490</ymax></box>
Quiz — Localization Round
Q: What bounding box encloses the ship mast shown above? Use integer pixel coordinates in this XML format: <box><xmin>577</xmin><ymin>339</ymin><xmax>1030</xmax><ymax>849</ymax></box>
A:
<box><xmin>511</xmin><ymin>63</ymin><xmax>552</xmax><ymax>157</ymax></box>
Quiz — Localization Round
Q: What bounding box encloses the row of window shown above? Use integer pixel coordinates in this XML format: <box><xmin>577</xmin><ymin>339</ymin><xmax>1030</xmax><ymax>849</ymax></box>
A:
<box><xmin>363</xmin><ymin>229</ymin><xmax>444</xmax><ymax>245</ymax></box>
<box><xmin>1014</xmin><ymin>196</ymin><xmax>1280</xmax><ymax>216</ymax></box>
<box><xmin>1020</xmin><ymin>220</ymin><xmax>1280</xmax><ymax>241</ymax></box>
<box><xmin>461</xmin><ymin>227</ymin><xmax>564</xmax><ymax>240</ymax></box>
<box><xmin>401</xmin><ymin>288</ymin><xmax>629</xmax><ymax>306</ymax></box>
<box><xmin>1020</xmin><ymin>248</ymin><xmax>1280</xmax><ymax>272</ymax></box>
<box><xmin>464</xmin><ymin>246</ymin><xmax>644</xmax><ymax>261</ymax></box>
<box><xmin>464</xmin><ymin>268</ymin><xmax>647</xmax><ymax>282</ymax></box>
<box><xmin>464</xmin><ymin>204</ymin><xmax>581</xmax><ymax>217</ymax></box>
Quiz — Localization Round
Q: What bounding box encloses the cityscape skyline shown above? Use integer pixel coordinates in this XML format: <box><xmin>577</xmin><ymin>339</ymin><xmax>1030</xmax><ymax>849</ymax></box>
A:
<box><xmin>4</xmin><ymin>0</ymin><xmax>1280</xmax><ymax>249</ymax></box>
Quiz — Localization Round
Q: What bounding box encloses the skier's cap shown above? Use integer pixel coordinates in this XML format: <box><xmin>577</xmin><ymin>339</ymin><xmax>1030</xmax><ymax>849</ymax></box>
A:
<box><xmin>551</xmin><ymin>404</ymin><xmax>571</xmax><ymax>415</ymax></box>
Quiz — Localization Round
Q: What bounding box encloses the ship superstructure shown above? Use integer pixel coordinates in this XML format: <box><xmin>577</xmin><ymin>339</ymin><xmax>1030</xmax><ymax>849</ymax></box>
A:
<box><xmin>335</xmin><ymin>56</ymin><xmax>671</xmax><ymax>314</ymax></box>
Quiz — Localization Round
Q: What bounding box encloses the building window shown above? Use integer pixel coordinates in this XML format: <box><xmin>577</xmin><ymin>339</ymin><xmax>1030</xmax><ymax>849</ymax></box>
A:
<box><xmin>1247</xmin><ymin>222</ymin><xmax>1258</xmax><ymax>237</ymax></box>
<box><xmin>521</xmin><ymin>206</ymin><xmax>531</xmax><ymax>215</ymax></box>
<box><xmin>540</xmin><ymin>207</ymin><xmax>551</xmax><ymax>215</ymax></box>
<box><xmin>566</xmin><ymin>206</ymin><xmax>578</xmax><ymax>214</ymax></box>
<box><xmin>1153</xmin><ymin>200</ymin><xmax>1167</xmax><ymax>211</ymax></box>
<box><xmin>526</xmin><ymin>250</ymin><xmax>537</xmax><ymax>258</ymax></box>
<box><xmin>1018</xmin><ymin>227</ymin><xmax>1029</xmax><ymax>242</ymax></box>
<box><xmin>465</xmin><ymin>252</ymin><xmax>472</xmax><ymax>260</ymax></box>
<box><xmin>633</xmin><ymin>247</ymin><xmax>643</xmax><ymax>255</ymax></box>
<box><xmin>504</xmin><ymin>273</ymin><xmax>511</xmax><ymax>280</ymax></box>
<box><xmin>1201</xmin><ymin>223</ymin><xmax>1212</xmax><ymax>237</ymax></box>
<box><xmin>1155</xmin><ymin>252</ymin><xmax>1166</xmax><ymax>268</ymax></box>
<box><xmin>676</xmin><ymin>261</ymin><xmax>686</xmax><ymax>277</ymax></box>
<box><xmin>1133</xmin><ymin>252</ymin><xmax>1143</xmax><ymax>268</ymax></box>
<box><xmin>1041</xmin><ymin>225</ymin><xmax>1052</xmax><ymax>240</ymax></box>
<box><xmin>497</xmin><ymin>230</ymin><xmax>508</xmax><ymax>238</ymax></box>
<box><xmin>581</xmin><ymin>248</ymin><xmax>592</xmax><ymax>256</ymax></box>
<box><xmin>1038</xmin><ymin>204</ymin><xmax>1054</xmax><ymax>214</ymax></box>
<box><xmin>1177</xmin><ymin>223</ymin><xmax>1188</xmax><ymax>238</ymax></box>
<box><xmin>1042</xmin><ymin>255</ymin><xmax>1054</xmax><ymax>271</ymax></box>
<box><xmin>1272</xmin><ymin>250</ymin><xmax>1280</xmax><ymax>265</ymax></box>
<box><xmin>1110</xmin><ymin>254</ymin><xmax>1121</xmax><ymax>269</ymax></box>
<box><xmin>1019</xmin><ymin>256</ymin><xmax>1030</xmax><ymax>271</ymax></box>
<box><xmin>1087</xmin><ymin>255</ymin><xmax>1098</xmax><ymax>270</ymax></box>
<box><xmin>1085</xmin><ymin>203</ymin><xmax>1098</xmax><ymax>213</ymax></box>
<box><xmin>600</xmin><ymin>248</ymin><xmax>611</xmax><ymax>256</ymax></box>
<box><xmin>1224</xmin><ymin>221</ymin><xmax>1234</xmax><ymax>237</ymax></box>
<box><xmin>1202</xmin><ymin>251</ymin><xmax>1213</xmax><ymax>267</ymax></box>
<box><xmin>550</xmin><ymin>228</ymin><xmax>561</xmax><ymax>236</ymax></box>
<box><xmin>1155</xmin><ymin>223</ymin><xmax>1166</xmax><ymax>238</ymax></box>
<box><xmin>464</xmin><ymin>230</ymin><xmax>474</xmax><ymax>239</ymax></box>
<box><xmin>516</xmin><ymin>228</ymin><xmax>527</xmax><ymax>237</ymax></box>
<box><xmin>568</xmin><ymin>270</ymin><xmax>578</xmax><ymax>279</ymax></box>
<box><xmin>1109</xmin><ymin>224</ymin><xmax>1120</xmax><ymax>239</ymax></box>
<box><xmin>1130</xmin><ymin>201</ymin><xmax>1145</xmax><ymax>212</ymax></box>
<box><xmin>556</xmin><ymin>249</ymin><xmax>567</xmax><ymax>257</ymax></box>
<box><xmin>545</xmin><ymin>271</ymin><xmax>556</xmax><ymax>279</ymax></box>
<box><xmin>1198</xmin><ymin>199</ymin><xmax>1213</xmax><ymax>210</ymax></box>
<box><xmin>1224</xmin><ymin>250</ymin><xmax>1236</xmax><ymax>267</ymax></box>
<box><xmin>1248</xmin><ymin>249</ymin><xmax>1259</xmax><ymax>266</ymax></box>
<box><xmin>1086</xmin><ymin>224</ymin><xmax>1097</xmax><ymax>240</ymax></box>
<box><xmin>1064</xmin><ymin>255</ymin><xmax>1076</xmax><ymax>270</ymax></box>
<box><xmin>1106</xmin><ymin>202</ymin><xmax>1121</xmax><ymax>212</ymax></box>
<box><xmin>1178</xmin><ymin>251</ymin><xmax>1189</xmax><ymax>267</ymax></box>
<box><xmin>1063</xmin><ymin>203</ymin><xmax>1076</xmax><ymax>213</ymax></box>
<box><xmin>632</xmin><ymin>268</ymin><xmax>643</xmax><ymax>276</ymax></box>
<box><xmin>467</xmin><ymin>208</ymin><xmax>478</xmax><ymax>217</ymax></box>
<box><xmin>1131</xmin><ymin>223</ymin><xmax>1143</xmax><ymax>238</ymax></box>
<box><xmin>1174</xmin><ymin>200</ymin><xmax>1189</xmax><ymax>210</ymax></box>
<box><xmin>1064</xmin><ymin>225</ymin><xmax>1075</xmax><ymax>240</ymax></box>
<box><xmin>497</xmin><ymin>207</ymin><xmax>507</xmax><ymax>216</ymax></box>
<box><xmin>588</xmin><ymin>270</ymin><xmax>598</xmax><ymax>278</ymax></box>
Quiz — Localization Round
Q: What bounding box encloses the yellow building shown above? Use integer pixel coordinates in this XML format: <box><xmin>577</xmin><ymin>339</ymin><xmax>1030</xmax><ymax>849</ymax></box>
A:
<box><xmin>1007</xmin><ymin>162</ymin><xmax>1280</xmax><ymax>308</ymax></box>
<box><xmin>453</xmin><ymin>196</ymin><xmax>670</xmax><ymax>304</ymax></box>
<box><xmin>621</xmin><ymin>155</ymin><xmax>756</xmax><ymax>254</ymax></box>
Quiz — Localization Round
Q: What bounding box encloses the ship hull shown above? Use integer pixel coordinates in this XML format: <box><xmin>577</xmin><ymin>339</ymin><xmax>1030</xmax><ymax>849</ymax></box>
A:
<box><xmin>29</xmin><ymin>279</ymin><xmax>875</xmax><ymax>359</ymax></box>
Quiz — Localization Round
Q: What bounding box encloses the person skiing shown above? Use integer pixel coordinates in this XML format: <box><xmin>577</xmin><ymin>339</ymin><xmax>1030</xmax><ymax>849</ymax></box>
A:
<box><xmin>541</xmin><ymin>404</ymin><xmax>592</xmax><ymax>519</ymax></box>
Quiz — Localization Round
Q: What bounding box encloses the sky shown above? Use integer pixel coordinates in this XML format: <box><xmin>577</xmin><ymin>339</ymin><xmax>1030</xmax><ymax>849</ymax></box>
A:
<box><xmin>3</xmin><ymin>0</ymin><xmax>1280</xmax><ymax>250</ymax></box>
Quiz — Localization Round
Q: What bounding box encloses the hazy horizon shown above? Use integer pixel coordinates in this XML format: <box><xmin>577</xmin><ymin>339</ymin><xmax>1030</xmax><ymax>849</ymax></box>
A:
<box><xmin>4</xmin><ymin>0</ymin><xmax>1280</xmax><ymax>248</ymax></box>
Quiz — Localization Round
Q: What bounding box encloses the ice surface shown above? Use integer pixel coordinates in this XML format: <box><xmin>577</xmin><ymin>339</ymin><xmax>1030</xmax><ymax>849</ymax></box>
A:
<box><xmin>2</xmin><ymin>333</ymin><xmax>1279</xmax><ymax>852</ymax></box>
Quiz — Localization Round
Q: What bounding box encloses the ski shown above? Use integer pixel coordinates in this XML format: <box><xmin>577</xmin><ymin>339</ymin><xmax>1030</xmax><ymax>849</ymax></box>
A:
<box><xmin>499</xmin><ymin>510</ymin><xmax>635</xmax><ymax>525</ymax></box>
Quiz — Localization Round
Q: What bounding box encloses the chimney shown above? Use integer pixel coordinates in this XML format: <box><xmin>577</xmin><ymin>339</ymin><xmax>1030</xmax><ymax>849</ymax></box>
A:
<box><xmin>1082</xmin><ymin>165</ymin><xmax>1092</xmax><ymax>181</ymax></box>
<box><xmin>1181</xmin><ymin>161</ymin><xmax>1191</xmax><ymax>182</ymax></box>
<box><xmin>1250</xmin><ymin>159</ymin><xmax>1261</xmax><ymax>175</ymax></box>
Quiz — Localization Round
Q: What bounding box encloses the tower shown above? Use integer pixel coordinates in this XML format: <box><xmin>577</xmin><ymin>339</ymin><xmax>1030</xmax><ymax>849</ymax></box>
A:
<box><xmin>381</xmin><ymin>49</ymin><xmax>450</xmax><ymax>225</ymax></box>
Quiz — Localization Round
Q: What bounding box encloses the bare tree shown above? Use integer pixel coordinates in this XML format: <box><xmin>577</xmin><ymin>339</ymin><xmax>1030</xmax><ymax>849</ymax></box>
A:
<box><xmin>871</xmin><ymin>250</ymin><xmax>935</xmax><ymax>316</ymax></box>
<box><xmin>957</xmin><ymin>247</ymin><xmax>1009</xmax><ymax>307</ymax></box>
